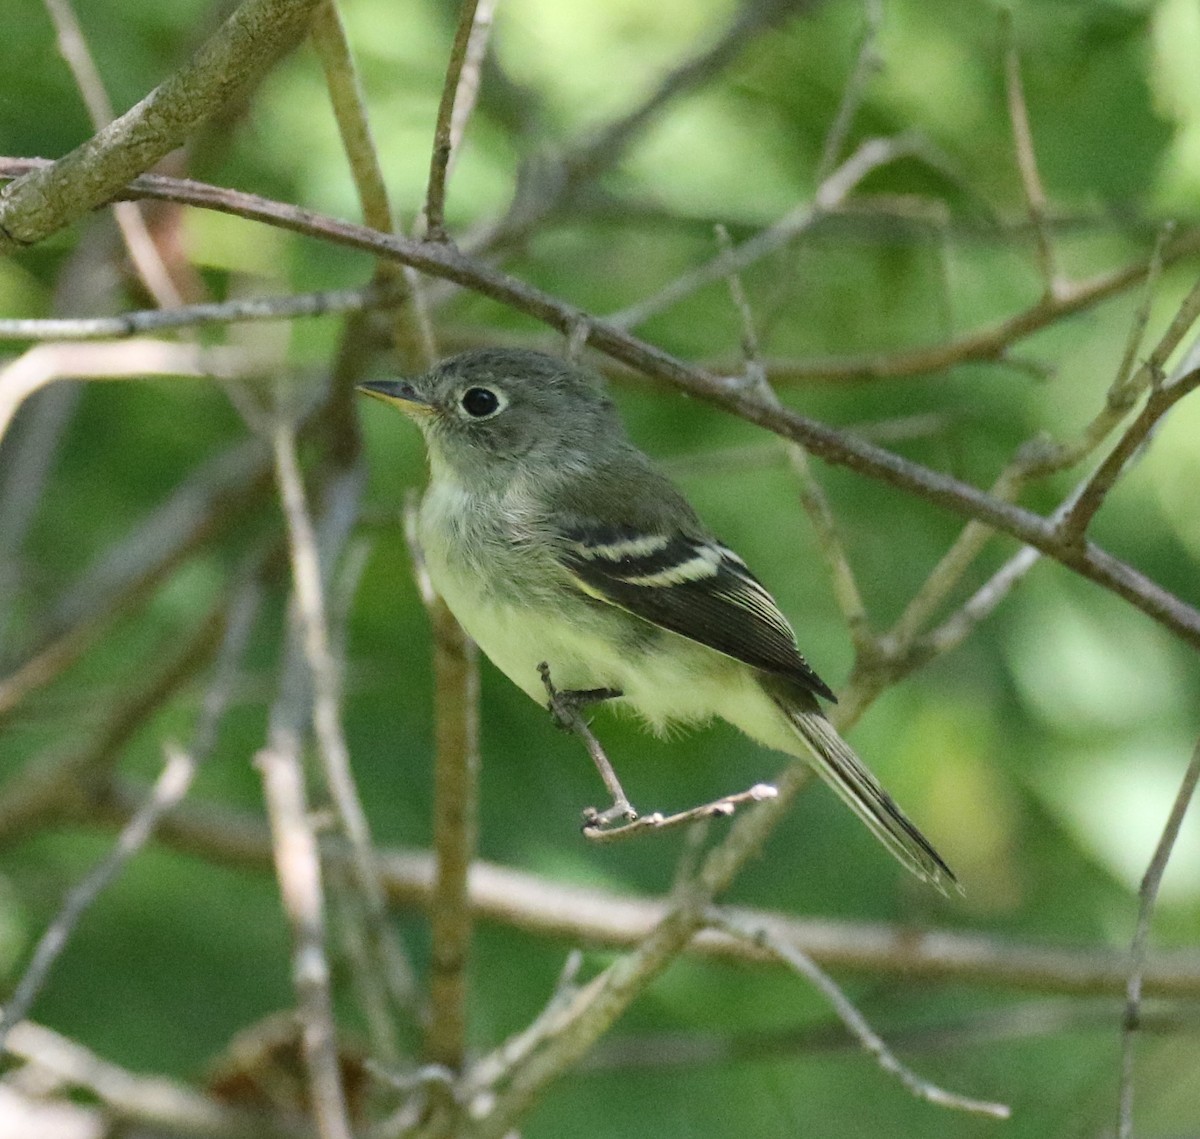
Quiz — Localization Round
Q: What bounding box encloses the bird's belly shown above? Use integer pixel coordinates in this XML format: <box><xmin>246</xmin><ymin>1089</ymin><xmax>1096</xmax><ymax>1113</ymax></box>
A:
<box><xmin>418</xmin><ymin>493</ymin><xmax>799</xmax><ymax>742</ymax></box>
<box><xmin>429</xmin><ymin>561</ymin><xmax>635</xmax><ymax>700</ymax></box>
<box><xmin>427</xmin><ymin>556</ymin><xmax>784</xmax><ymax>740</ymax></box>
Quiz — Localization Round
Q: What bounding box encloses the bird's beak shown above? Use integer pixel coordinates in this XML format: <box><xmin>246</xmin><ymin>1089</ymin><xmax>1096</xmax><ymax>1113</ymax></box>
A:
<box><xmin>356</xmin><ymin>379</ymin><xmax>435</xmax><ymax>417</ymax></box>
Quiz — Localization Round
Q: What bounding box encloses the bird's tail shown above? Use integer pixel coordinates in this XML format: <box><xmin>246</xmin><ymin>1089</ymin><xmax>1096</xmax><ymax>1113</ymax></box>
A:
<box><xmin>770</xmin><ymin>691</ymin><xmax>958</xmax><ymax>894</ymax></box>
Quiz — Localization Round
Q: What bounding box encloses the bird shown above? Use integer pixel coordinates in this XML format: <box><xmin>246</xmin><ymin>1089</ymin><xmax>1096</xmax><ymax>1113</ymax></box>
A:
<box><xmin>359</xmin><ymin>347</ymin><xmax>955</xmax><ymax>891</ymax></box>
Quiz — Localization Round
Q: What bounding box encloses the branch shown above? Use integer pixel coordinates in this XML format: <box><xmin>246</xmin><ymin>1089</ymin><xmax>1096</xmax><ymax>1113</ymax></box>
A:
<box><xmin>1117</xmin><ymin>736</ymin><xmax>1200</xmax><ymax>1139</ymax></box>
<box><xmin>1059</xmin><ymin>365</ymin><xmax>1200</xmax><ymax>548</ymax></box>
<box><xmin>0</xmin><ymin>0</ymin><xmax>322</xmax><ymax>249</ymax></box>
<box><xmin>271</xmin><ymin>422</ymin><xmax>418</xmax><ymax>1022</ymax></box>
<box><xmin>1003</xmin><ymin>14</ymin><xmax>1060</xmax><ymax>299</ymax></box>
<box><xmin>257</xmin><ymin>736</ymin><xmax>354</xmax><ymax>1139</ymax></box>
<box><xmin>310</xmin><ymin>0</ymin><xmax>437</xmax><ymax>367</ymax></box>
<box><xmin>0</xmin><ymin>338</ymin><xmax>246</xmax><ymax>445</ymax></box>
<box><xmin>474</xmin><ymin>0</ymin><xmax>808</xmax><ymax>252</ymax></box>
<box><xmin>41</xmin><ymin>0</ymin><xmax>185</xmax><ymax>307</ymax></box>
<box><xmin>3</xmin><ymin>166</ymin><xmax>1197</xmax><ymax>648</ymax></box>
<box><xmin>609</xmin><ymin>135</ymin><xmax>921</xmax><ymax>331</ymax></box>
<box><xmin>3</xmin><ymin>1019</ymin><xmax>291</xmax><ymax>1139</ymax></box>
<box><xmin>711</xmin><ymin>910</ymin><xmax>1010</xmax><ymax>1118</ymax></box>
<box><xmin>404</xmin><ymin>509</ymin><xmax>482</xmax><ymax>1083</ymax></box>
<box><xmin>423</xmin><ymin>0</ymin><xmax>482</xmax><ymax>241</ymax></box>
<box><xmin>0</xmin><ymin>282</ymin><xmax>400</xmax><ymax>340</ymax></box>
<box><xmin>0</xmin><ymin>438</ymin><xmax>270</xmax><ymax>721</ymax></box>
<box><xmin>746</xmin><ymin>230</ymin><xmax>1200</xmax><ymax>383</ymax></box>
<box><xmin>86</xmin><ymin>784</ymin><xmax>1200</xmax><ymax>998</ymax></box>
<box><xmin>0</xmin><ymin>747</ymin><xmax>197</xmax><ymax>1052</ymax></box>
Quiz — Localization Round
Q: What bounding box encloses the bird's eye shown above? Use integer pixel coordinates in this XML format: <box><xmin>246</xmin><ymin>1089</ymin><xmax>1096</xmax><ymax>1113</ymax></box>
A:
<box><xmin>460</xmin><ymin>387</ymin><xmax>501</xmax><ymax>418</ymax></box>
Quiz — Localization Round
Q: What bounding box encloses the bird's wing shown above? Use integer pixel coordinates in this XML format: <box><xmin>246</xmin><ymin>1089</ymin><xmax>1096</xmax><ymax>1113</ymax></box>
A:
<box><xmin>555</xmin><ymin>520</ymin><xmax>836</xmax><ymax>702</ymax></box>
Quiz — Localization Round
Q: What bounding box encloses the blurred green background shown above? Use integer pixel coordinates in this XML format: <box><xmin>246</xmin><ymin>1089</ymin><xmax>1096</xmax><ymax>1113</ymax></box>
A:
<box><xmin>2</xmin><ymin>0</ymin><xmax>1200</xmax><ymax>1135</ymax></box>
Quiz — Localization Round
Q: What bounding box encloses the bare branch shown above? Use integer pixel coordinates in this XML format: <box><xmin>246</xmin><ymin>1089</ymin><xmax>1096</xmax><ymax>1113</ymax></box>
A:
<box><xmin>746</xmin><ymin>230</ymin><xmax>1200</xmax><ymax>383</ymax></box>
<box><xmin>1003</xmin><ymin>15</ymin><xmax>1060</xmax><ymax>299</ymax></box>
<box><xmin>0</xmin><ymin>746</ymin><xmax>197</xmax><ymax>1052</ymax></box>
<box><xmin>41</xmin><ymin>0</ymin><xmax>185</xmax><ymax>307</ymax></box>
<box><xmin>424</xmin><ymin>0</ymin><xmax>483</xmax><ymax>241</ymax></box>
<box><xmin>3</xmin><ymin>1020</ymin><xmax>289</xmax><ymax>1138</ymax></box>
<box><xmin>257</xmin><ymin>736</ymin><xmax>354</xmax><ymax>1139</ymax></box>
<box><xmin>582</xmin><ymin>783</ymin><xmax>779</xmax><ymax>843</ymax></box>
<box><xmin>0</xmin><ymin>281</ymin><xmax>402</xmax><ymax>340</ymax></box>
<box><xmin>88</xmin><ymin>784</ymin><xmax>1200</xmax><ymax>997</ymax></box>
<box><xmin>1059</xmin><ymin>365</ymin><xmax>1200</xmax><ymax>548</ymax></box>
<box><xmin>1</xmin><ymin>163</ymin><xmax>1195</xmax><ymax>648</ymax></box>
<box><xmin>310</xmin><ymin>0</ymin><xmax>437</xmax><ymax>366</ymax></box>
<box><xmin>714</xmin><ymin>221</ymin><xmax>871</xmax><ymax>649</ymax></box>
<box><xmin>0</xmin><ymin>338</ymin><xmax>246</xmax><ymax>445</ymax></box>
<box><xmin>609</xmin><ymin>135</ymin><xmax>921</xmax><ymax>331</ymax></box>
<box><xmin>710</xmin><ymin>910</ymin><xmax>1010</xmax><ymax>1119</ymax></box>
<box><xmin>0</xmin><ymin>439</ymin><xmax>270</xmax><ymax>721</ymax></box>
<box><xmin>815</xmin><ymin>0</ymin><xmax>883</xmax><ymax>182</ymax></box>
<box><xmin>412</xmin><ymin>543</ymin><xmax>482</xmax><ymax>1078</ymax></box>
<box><xmin>271</xmin><ymin>422</ymin><xmax>419</xmax><ymax>1021</ymax></box>
<box><xmin>399</xmin><ymin>507</ymin><xmax>481</xmax><ymax>1077</ymax></box>
<box><xmin>455</xmin><ymin>759</ymin><xmax>814</xmax><ymax>1139</ymax></box>
<box><xmin>0</xmin><ymin>0</ymin><xmax>322</xmax><ymax>250</ymax></box>
<box><xmin>1117</xmin><ymin>736</ymin><xmax>1200</xmax><ymax>1139</ymax></box>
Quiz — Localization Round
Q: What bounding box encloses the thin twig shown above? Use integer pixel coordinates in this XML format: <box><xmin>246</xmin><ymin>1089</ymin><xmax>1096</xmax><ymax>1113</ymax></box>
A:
<box><xmin>0</xmin><ymin>599</ymin><xmax>228</xmax><ymax>841</ymax></box>
<box><xmin>452</xmin><ymin>758</ymin><xmax>815</xmax><ymax>1139</ymax></box>
<box><xmin>1059</xmin><ymin>364</ymin><xmax>1200</xmax><ymax>548</ymax></box>
<box><xmin>463</xmin><ymin>0</ymin><xmax>804</xmax><ymax>257</ymax></box>
<box><xmin>256</xmin><ymin>736</ymin><xmax>354</xmax><ymax>1139</ymax></box>
<box><xmin>715</xmin><ymin>222</ymin><xmax>871</xmax><ymax>650</ymax></box>
<box><xmin>310</xmin><ymin>0</ymin><xmax>437</xmax><ymax>366</ymax></box>
<box><xmin>271</xmin><ymin>421</ymin><xmax>419</xmax><ymax>1021</ymax></box>
<box><xmin>311</xmin><ymin>0</ymin><xmax>393</xmax><ymax>238</ymax></box>
<box><xmin>1003</xmin><ymin>13</ymin><xmax>1059</xmax><ymax>300</ymax></box>
<box><xmin>815</xmin><ymin>0</ymin><xmax>883</xmax><ymax>183</ymax></box>
<box><xmin>609</xmin><ymin>135</ymin><xmax>922</xmax><ymax>331</ymax></box>
<box><xmin>3</xmin><ymin>1020</ymin><xmax>287</xmax><ymax>1138</ymax></box>
<box><xmin>448</xmin><ymin>0</ymin><xmax>496</xmax><ymax>174</ymax></box>
<box><xmin>424</xmin><ymin>0</ymin><xmax>482</xmax><ymax>241</ymax></box>
<box><xmin>583</xmin><ymin>998</ymin><xmax>1200</xmax><ymax>1072</ymax></box>
<box><xmin>1117</xmin><ymin>736</ymin><xmax>1200</xmax><ymax>1139</ymax></box>
<box><xmin>462</xmin><ymin>950</ymin><xmax>584</xmax><ymax>1103</ymax></box>
<box><xmin>0</xmin><ymin>281</ymin><xmax>401</xmax><ymax>340</ymax></box>
<box><xmin>40</xmin><ymin>0</ymin><xmax>185</xmax><ymax>307</ymax></box>
<box><xmin>0</xmin><ymin>338</ymin><xmax>246</xmax><ymax>446</ymax></box>
<box><xmin>710</xmin><ymin>910</ymin><xmax>1011</xmax><ymax>1119</ymax></box>
<box><xmin>582</xmin><ymin>784</ymin><xmax>779</xmax><ymax>844</ymax></box>
<box><xmin>0</xmin><ymin>439</ymin><xmax>269</xmax><ymax>722</ymax></box>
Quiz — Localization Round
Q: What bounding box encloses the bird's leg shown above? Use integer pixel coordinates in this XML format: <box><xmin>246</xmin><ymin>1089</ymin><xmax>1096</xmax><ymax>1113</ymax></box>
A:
<box><xmin>537</xmin><ymin>661</ymin><xmax>637</xmax><ymax>826</ymax></box>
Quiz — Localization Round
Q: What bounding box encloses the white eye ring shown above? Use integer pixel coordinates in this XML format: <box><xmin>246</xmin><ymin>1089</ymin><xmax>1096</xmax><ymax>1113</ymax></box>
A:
<box><xmin>458</xmin><ymin>386</ymin><xmax>508</xmax><ymax>419</ymax></box>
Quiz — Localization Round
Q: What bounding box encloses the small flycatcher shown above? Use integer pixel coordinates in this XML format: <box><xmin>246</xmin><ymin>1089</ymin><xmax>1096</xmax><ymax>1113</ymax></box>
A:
<box><xmin>361</xmin><ymin>348</ymin><xmax>954</xmax><ymax>890</ymax></box>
